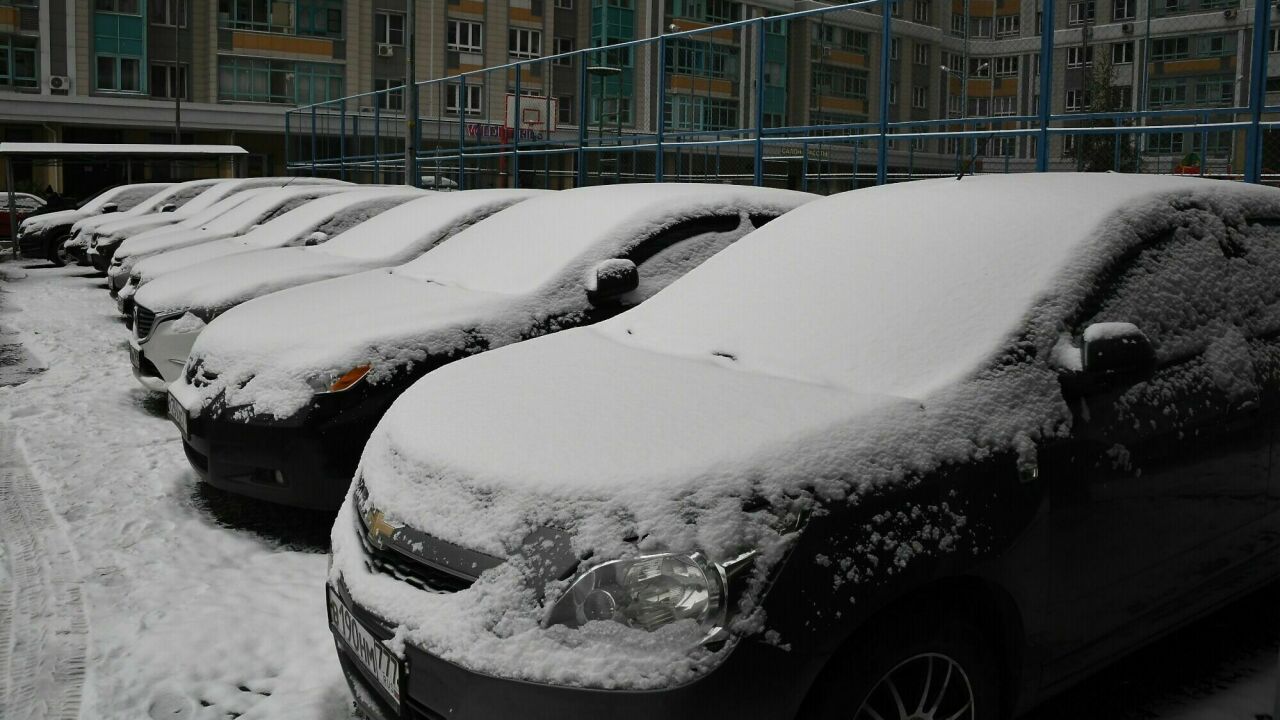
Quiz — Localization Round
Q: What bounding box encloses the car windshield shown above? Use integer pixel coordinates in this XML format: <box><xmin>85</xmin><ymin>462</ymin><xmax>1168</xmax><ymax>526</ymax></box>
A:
<box><xmin>192</xmin><ymin>190</ymin><xmax>322</xmax><ymax>233</ymax></box>
<box><xmin>106</xmin><ymin>185</ymin><xmax>171</xmax><ymax>212</ymax></box>
<box><xmin>241</xmin><ymin>192</ymin><xmax>420</xmax><ymax>248</ymax></box>
<box><xmin>129</xmin><ymin>181</ymin><xmax>220</xmax><ymax>216</ymax></box>
<box><xmin>596</xmin><ymin>174</ymin><xmax>1202</xmax><ymax>400</ymax></box>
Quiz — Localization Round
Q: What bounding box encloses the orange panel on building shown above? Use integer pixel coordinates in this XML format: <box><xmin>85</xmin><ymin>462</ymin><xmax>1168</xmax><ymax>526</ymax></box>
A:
<box><xmin>232</xmin><ymin>31</ymin><xmax>334</xmax><ymax>58</ymax></box>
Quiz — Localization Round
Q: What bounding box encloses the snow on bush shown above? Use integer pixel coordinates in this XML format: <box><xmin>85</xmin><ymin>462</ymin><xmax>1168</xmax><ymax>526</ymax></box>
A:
<box><xmin>335</xmin><ymin>174</ymin><xmax>1280</xmax><ymax>689</ymax></box>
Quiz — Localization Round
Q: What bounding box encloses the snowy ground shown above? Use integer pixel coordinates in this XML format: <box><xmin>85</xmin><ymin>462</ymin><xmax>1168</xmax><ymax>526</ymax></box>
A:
<box><xmin>0</xmin><ymin>257</ymin><xmax>1275</xmax><ymax>719</ymax></box>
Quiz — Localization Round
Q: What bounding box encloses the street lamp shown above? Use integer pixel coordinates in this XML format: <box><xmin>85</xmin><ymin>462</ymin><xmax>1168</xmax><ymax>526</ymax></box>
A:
<box><xmin>587</xmin><ymin>65</ymin><xmax>621</xmax><ymax>180</ymax></box>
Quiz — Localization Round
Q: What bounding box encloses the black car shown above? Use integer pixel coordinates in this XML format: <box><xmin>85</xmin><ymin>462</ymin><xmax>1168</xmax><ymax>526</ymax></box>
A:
<box><xmin>166</xmin><ymin>184</ymin><xmax>815</xmax><ymax>511</ymax></box>
<box><xmin>16</xmin><ymin>183</ymin><xmax>173</xmax><ymax>266</ymax></box>
<box><xmin>326</xmin><ymin>173</ymin><xmax>1280</xmax><ymax>720</ymax></box>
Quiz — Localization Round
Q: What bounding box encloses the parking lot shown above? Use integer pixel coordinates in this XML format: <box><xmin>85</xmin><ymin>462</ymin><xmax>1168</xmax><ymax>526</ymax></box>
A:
<box><xmin>1</xmin><ymin>254</ymin><xmax>1276</xmax><ymax>719</ymax></box>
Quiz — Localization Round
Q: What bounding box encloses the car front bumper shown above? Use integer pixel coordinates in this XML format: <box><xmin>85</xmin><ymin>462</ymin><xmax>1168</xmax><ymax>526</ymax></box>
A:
<box><xmin>179</xmin><ymin>392</ymin><xmax>393</xmax><ymax>510</ymax></box>
<box><xmin>327</xmin><ymin>576</ymin><xmax>808</xmax><ymax>720</ymax></box>
<box><xmin>130</xmin><ymin>319</ymin><xmax>196</xmax><ymax>392</ymax></box>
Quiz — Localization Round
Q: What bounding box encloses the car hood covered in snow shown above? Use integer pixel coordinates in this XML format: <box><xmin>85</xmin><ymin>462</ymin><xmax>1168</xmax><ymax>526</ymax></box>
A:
<box><xmin>177</xmin><ymin>271</ymin><xmax>514</xmax><ymax>418</ymax></box>
<box><xmin>20</xmin><ymin>207</ymin><xmax>85</xmax><ymax>233</ymax></box>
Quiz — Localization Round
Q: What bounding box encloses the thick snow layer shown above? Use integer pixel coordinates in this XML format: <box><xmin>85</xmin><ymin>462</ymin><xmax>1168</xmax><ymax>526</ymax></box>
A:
<box><xmin>0</xmin><ymin>142</ymin><xmax>248</xmax><ymax>156</ymax></box>
<box><xmin>174</xmin><ymin>184</ymin><xmax>813</xmax><ymax>420</ymax></box>
<box><xmin>69</xmin><ymin>180</ymin><xmax>221</xmax><ymax>237</ymax></box>
<box><xmin>345</xmin><ymin>174</ymin><xmax>1280</xmax><ymax>688</ymax></box>
<box><xmin>134</xmin><ymin>189</ymin><xmax>548</xmax><ymax>315</ymax></box>
<box><xmin>19</xmin><ymin>184</ymin><xmax>171</xmax><ymax>234</ymax></box>
<box><xmin>0</xmin><ymin>261</ymin><xmax>354</xmax><ymax>720</ymax></box>
<box><xmin>127</xmin><ymin>189</ymin><xmax>425</xmax><ymax>290</ymax></box>
<box><xmin>397</xmin><ymin>183</ymin><xmax>814</xmax><ymax>294</ymax></box>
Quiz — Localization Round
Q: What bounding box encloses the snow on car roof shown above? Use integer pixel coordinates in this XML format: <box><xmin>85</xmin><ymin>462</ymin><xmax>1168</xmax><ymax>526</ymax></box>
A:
<box><xmin>318</xmin><ymin>188</ymin><xmax>550</xmax><ymax>262</ymax></box>
<box><xmin>172</xmin><ymin>177</ymin><xmax>348</xmax><ymax>217</ymax></box>
<box><xmin>237</xmin><ymin>187</ymin><xmax>427</xmax><ymax>247</ymax></box>
<box><xmin>84</xmin><ymin>183</ymin><xmax>172</xmax><ymax>212</ymax></box>
<box><xmin>599</xmin><ymin>173</ymin><xmax>1280</xmax><ymax>400</ymax></box>
<box><xmin>125</xmin><ymin>178</ymin><xmax>224</xmax><ymax>216</ymax></box>
<box><xmin>194</xmin><ymin>185</ymin><xmax>356</xmax><ymax>234</ymax></box>
<box><xmin>395</xmin><ymin>183</ymin><xmax>815</xmax><ymax>294</ymax></box>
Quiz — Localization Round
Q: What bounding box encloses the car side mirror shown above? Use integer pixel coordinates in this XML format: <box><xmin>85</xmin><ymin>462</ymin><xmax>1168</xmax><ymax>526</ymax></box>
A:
<box><xmin>101</xmin><ymin>202</ymin><xmax>119</xmax><ymax>213</ymax></box>
<box><xmin>586</xmin><ymin>259</ymin><xmax>638</xmax><ymax>302</ymax></box>
<box><xmin>304</xmin><ymin>231</ymin><xmax>328</xmax><ymax>246</ymax></box>
<box><xmin>160</xmin><ymin>203</ymin><xmax>178</xmax><ymax>212</ymax></box>
<box><xmin>1082</xmin><ymin>322</ymin><xmax>1156</xmax><ymax>376</ymax></box>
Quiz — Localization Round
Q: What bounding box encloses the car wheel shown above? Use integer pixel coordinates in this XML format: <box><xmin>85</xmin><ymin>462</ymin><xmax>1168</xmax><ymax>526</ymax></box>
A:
<box><xmin>806</xmin><ymin>612</ymin><xmax>1004</xmax><ymax>720</ymax></box>
<box><xmin>47</xmin><ymin>235</ymin><xmax>72</xmax><ymax>267</ymax></box>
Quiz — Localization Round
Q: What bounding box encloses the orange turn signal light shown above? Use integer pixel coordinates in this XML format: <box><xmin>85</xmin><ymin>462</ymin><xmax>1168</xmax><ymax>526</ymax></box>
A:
<box><xmin>329</xmin><ymin>364</ymin><xmax>372</xmax><ymax>393</ymax></box>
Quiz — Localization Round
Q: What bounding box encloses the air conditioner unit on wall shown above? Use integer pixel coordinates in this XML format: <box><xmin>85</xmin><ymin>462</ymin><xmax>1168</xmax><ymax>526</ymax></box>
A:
<box><xmin>1122</xmin><ymin>22</ymin><xmax>1134</xmax><ymax>33</ymax></box>
<box><xmin>1223</xmin><ymin>8</ymin><xmax>1236</xmax><ymax>18</ymax></box>
<box><xmin>377</xmin><ymin>44</ymin><xmax>395</xmax><ymax>57</ymax></box>
<box><xmin>48</xmin><ymin>75</ymin><xmax>69</xmax><ymax>90</ymax></box>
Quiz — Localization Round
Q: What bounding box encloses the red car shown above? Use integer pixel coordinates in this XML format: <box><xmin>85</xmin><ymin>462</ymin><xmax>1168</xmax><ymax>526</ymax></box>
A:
<box><xmin>0</xmin><ymin>192</ymin><xmax>46</xmax><ymax>240</ymax></box>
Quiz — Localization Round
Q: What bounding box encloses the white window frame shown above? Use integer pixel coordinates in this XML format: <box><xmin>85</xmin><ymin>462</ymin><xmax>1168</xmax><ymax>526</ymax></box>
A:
<box><xmin>447</xmin><ymin>82</ymin><xmax>483</xmax><ymax>115</ymax></box>
<box><xmin>912</xmin><ymin>43</ymin><xmax>930</xmax><ymax>65</ymax></box>
<box><xmin>912</xmin><ymin>0</ymin><xmax>930</xmax><ymax>23</ymax></box>
<box><xmin>509</xmin><ymin>27</ymin><xmax>543</xmax><ymax>60</ymax></box>
<box><xmin>555</xmin><ymin>0</ymin><xmax>573</xmax><ymax>8</ymax></box>
<box><xmin>1112</xmin><ymin>41</ymin><xmax>1133</xmax><ymax>64</ymax></box>
<box><xmin>447</xmin><ymin>19</ymin><xmax>483</xmax><ymax>53</ymax></box>
<box><xmin>911</xmin><ymin>85</ymin><xmax>927</xmax><ymax>108</ymax></box>
<box><xmin>993</xmin><ymin>56</ymin><xmax>1018</xmax><ymax>77</ymax></box>
<box><xmin>1066</xmin><ymin>88</ymin><xmax>1083</xmax><ymax>111</ymax></box>
<box><xmin>553</xmin><ymin>36</ymin><xmax>574</xmax><ymax>66</ymax></box>
<box><xmin>995</xmin><ymin>14</ymin><xmax>1019</xmax><ymax>37</ymax></box>
<box><xmin>1067</xmin><ymin>1</ymin><xmax>1095</xmax><ymax>26</ymax></box>
<box><xmin>375</xmin><ymin>12</ymin><xmax>405</xmax><ymax>46</ymax></box>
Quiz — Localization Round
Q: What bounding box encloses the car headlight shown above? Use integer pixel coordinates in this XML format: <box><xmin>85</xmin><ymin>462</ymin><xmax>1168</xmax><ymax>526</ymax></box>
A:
<box><xmin>306</xmin><ymin>364</ymin><xmax>372</xmax><ymax>394</ymax></box>
<box><xmin>544</xmin><ymin>551</ymin><xmax>728</xmax><ymax>633</ymax></box>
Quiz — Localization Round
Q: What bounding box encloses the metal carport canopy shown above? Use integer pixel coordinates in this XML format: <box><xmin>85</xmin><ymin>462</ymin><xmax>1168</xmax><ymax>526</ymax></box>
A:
<box><xmin>0</xmin><ymin>142</ymin><xmax>249</xmax><ymax>250</ymax></box>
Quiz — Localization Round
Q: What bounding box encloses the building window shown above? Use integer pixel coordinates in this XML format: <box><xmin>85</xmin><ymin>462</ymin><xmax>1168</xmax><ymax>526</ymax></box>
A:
<box><xmin>95</xmin><ymin>0</ymin><xmax>140</xmax><ymax>13</ymax></box>
<box><xmin>815</xmin><ymin>25</ymin><xmax>870</xmax><ymax>54</ymax></box>
<box><xmin>1113</xmin><ymin>0</ymin><xmax>1136</xmax><ymax>19</ymax></box>
<box><xmin>890</xmin><ymin>37</ymin><xmax>899</xmax><ymax>60</ymax></box>
<box><xmin>558</xmin><ymin>95</ymin><xmax>574</xmax><ymax>124</ymax></box>
<box><xmin>992</xmin><ymin>56</ymin><xmax>1018</xmax><ymax>76</ymax></box>
<box><xmin>217</xmin><ymin>56</ymin><xmax>344</xmax><ymax>104</ymax></box>
<box><xmin>1272</xmin><ymin>27</ymin><xmax>1280</xmax><ymax>53</ymax></box>
<box><xmin>995</xmin><ymin>14</ymin><xmax>1019</xmax><ymax>37</ymax></box>
<box><xmin>969</xmin><ymin>17</ymin><xmax>992</xmax><ymax>38</ymax></box>
<box><xmin>813</xmin><ymin>63</ymin><xmax>868</xmax><ymax>99</ymax></box>
<box><xmin>1151</xmin><ymin>37</ymin><xmax>1190</xmax><ymax>61</ymax></box>
<box><xmin>0</xmin><ymin>36</ymin><xmax>37</xmax><ymax>89</ymax></box>
<box><xmin>553</xmin><ymin>37</ymin><xmax>574</xmax><ymax>65</ymax></box>
<box><xmin>969</xmin><ymin>57</ymin><xmax>991</xmax><ymax>77</ymax></box>
<box><xmin>375</xmin><ymin>77</ymin><xmax>404</xmax><ymax>110</ymax></box>
<box><xmin>913</xmin><ymin>43</ymin><xmax>930</xmax><ymax>65</ymax></box>
<box><xmin>150</xmin><ymin>0</ymin><xmax>186</xmax><ymax>26</ymax></box>
<box><xmin>968</xmin><ymin>96</ymin><xmax>989</xmax><ymax>115</ymax></box>
<box><xmin>555</xmin><ymin>0</ymin><xmax>573</xmax><ymax>7</ymax></box>
<box><xmin>665</xmin><ymin>94</ymin><xmax>738</xmax><ymax>131</ymax></box>
<box><xmin>1112</xmin><ymin>41</ymin><xmax>1133</xmax><ymax>64</ymax></box>
<box><xmin>1066</xmin><ymin>88</ymin><xmax>1083</xmax><ymax>111</ymax></box>
<box><xmin>297</xmin><ymin>0</ymin><xmax>343</xmax><ymax>38</ymax></box>
<box><xmin>888</xmin><ymin>81</ymin><xmax>898</xmax><ymax>104</ymax></box>
<box><xmin>912</xmin><ymin>0</ymin><xmax>930</xmax><ymax>23</ymax></box>
<box><xmin>911</xmin><ymin>85</ymin><xmax>927</xmax><ymax>108</ymax></box>
<box><xmin>950</xmin><ymin>13</ymin><xmax>964</xmax><ymax>36</ymax></box>
<box><xmin>666</xmin><ymin>39</ymin><xmax>738</xmax><ymax>79</ymax></box>
<box><xmin>95</xmin><ymin>55</ymin><xmax>141</xmax><ymax>92</ymax></box>
<box><xmin>1198</xmin><ymin>34</ymin><xmax>1235</xmax><ymax>57</ymax></box>
<box><xmin>1146</xmin><ymin>132</ymin><xmax>1184</xmax><ymax>154</ymax></box>
<box><xmin>217</xmin><ymin>0</ymin><xmax>293</xmax><ymax>33</ymax></box>
<box><xmin>376</xmin><ymin>12</ymin><xmax>405</xmax><ymax>46</ymax></box>
<box><xmin>149</xmin><ymin>62</ymin><xmax>187</xmax><ymax>99</ymax></box>
<box><xmin>947</xmin><ymin>94</ymin><xmax>962</xmax><ymax>116</ymax></box>
<box><xmin>509</xmin><ymin>28</ymin><xmax>542</xmax><ymax>59</ymax></box>
<box><xmin>446</xmin><ymin>82</ymin><xmax>483</xmax><ymax>115</ymax></box>
<box><xmin>448</xmin><ymin>20</ymin><xmax>484</xmax><ymax>53</ymax></box>
<box><xmin>992</xmin><ymin>95</ymin><xmax>1016</xmax><ymax>115</ymax></box>
<box><xmin>1067</xmin><ymin>1</ymin><xmax>1095</xmax><ymax>25</ymax></box>
<box><xmin>1066</xmin><ymin>46</ymin><xmax>1094</xmax><ymax>67</ymax></box>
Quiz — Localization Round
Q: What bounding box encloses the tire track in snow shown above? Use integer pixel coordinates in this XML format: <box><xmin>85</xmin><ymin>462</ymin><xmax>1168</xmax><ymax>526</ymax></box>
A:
<box><xmin>0</xmin><ymin>428</ymin><xmax>88</xmax><ymax>720</ymax></box>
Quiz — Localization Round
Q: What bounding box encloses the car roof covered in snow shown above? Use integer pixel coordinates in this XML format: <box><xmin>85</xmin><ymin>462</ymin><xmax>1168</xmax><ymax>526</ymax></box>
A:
<box><xmin>194</xmin><ymin>185</ymin><xmax>357</xmax><ymax>234</ymax></box>
<box><xmin>235</xmin><ymin>187</ymin><xmax>428</xmax><ymax>247</ymax></box>
<box><xmin>318</xmin><ymin>188</ymin><xmax>551</xmax><ymax>261</ymax></box>
<box><xmin>395</xmin><ymin>183</ymin><xmax>816</xmax><ymax>294</ymax></box>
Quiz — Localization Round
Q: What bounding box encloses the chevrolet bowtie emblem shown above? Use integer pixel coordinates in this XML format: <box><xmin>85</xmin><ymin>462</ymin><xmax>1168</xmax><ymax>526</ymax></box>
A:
<box><xmin>365</xmin><ymin>509</ymin><xmax>397</xmax><ymax>549</ymax></box>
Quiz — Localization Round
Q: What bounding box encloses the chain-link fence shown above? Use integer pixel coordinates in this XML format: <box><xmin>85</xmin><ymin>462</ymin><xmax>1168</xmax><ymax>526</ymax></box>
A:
<box><xmin>286</xmin><ymin>0</ymin><xmax>1276</xmax><ymax>191</ymax></box>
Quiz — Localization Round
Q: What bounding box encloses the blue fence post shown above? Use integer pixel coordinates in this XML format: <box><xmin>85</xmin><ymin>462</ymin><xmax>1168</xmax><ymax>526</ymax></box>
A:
<box><xmin>1245</xmin><ymin>0</ymin><xmax>1269</xmax><ymax>183</ymax></box>
<box><xmin>656</xmin><ymin>34</ymin><xmax>667</xmax><ymax>182</ymax></box>
<box><xmin>1035</xmin><ymin>0</ymin><xmax>1054</xmax><ymax>172</ymax></box>
<box><xmin>458</xmin><ymin>76</ymin><xmax>467</xmax><ymax>189</ymax></box>
<box><xmin>876</xmin><ymin>0</ymin><xmax>891</xmax><ymax>185</ymax></box>
<box><xmin>577</xmin><ymin>54</ymin><xmax>589</xmax><ymax>186</ymax></box>
<box><xmin>754</xmin><ymin>17</ymin><xmax>766</xmax><ymax>186</ymax></box>
<box><xmin>339</xmin><ymin>102</ymin><xmax>347</xmax><ymax>181</ymax></box>
<box><xmin>310</xmin><ymin>105</ymin><xmax>317</xmax><ymax>177</ymax></box>
<box><xmin>514</xmin><ymin>65</ymin><xmax>522</xmax><ymax>188</ymax></box>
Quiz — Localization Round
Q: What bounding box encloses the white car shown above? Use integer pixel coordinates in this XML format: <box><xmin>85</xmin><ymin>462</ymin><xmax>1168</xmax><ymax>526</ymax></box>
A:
<box><xmin>166</xmin><ymin>183</ymin><xmax>815</xmax><ymax>509</ymax></box>
<box><xmin>17</xmin><ymin>183</ymin><xmax>172</xmax><ymax>266</ymax></box>
<box><xmin>83</xmin><ymin>176</ymin><xmax>348</xmax><ymax>269</ymax></box>
<box><xmin>107</xmin><ymin>184</ymin><xmax>358</xmax><ymax>302</ymax></box>
<box><xmin>128</xmin><ymin>189</ymin><xmax>545</xmax><ymax>391</ymax></box>
<box><xmin>74</xmin><ymin>178</ymin><xmax>226</xmax><ymax>270</ymax></box>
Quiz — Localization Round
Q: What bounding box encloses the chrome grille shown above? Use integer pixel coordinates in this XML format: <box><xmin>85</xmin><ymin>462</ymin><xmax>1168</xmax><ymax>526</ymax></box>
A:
<box><xmin>355</xmin><ymin>515</ymin><xmax>474</xmax><ymax>594</ymax></box>
<box><xmin>134</xmin><ymin>305</ymin><xmax>157</xmax><ymax>340</ymax></box>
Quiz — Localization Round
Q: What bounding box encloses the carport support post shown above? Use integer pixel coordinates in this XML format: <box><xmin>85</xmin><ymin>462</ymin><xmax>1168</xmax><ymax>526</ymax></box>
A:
<box><xmin>5</xmin><ymin>156</ymin><xmax>15</xmax><ymax>259</ymax></box>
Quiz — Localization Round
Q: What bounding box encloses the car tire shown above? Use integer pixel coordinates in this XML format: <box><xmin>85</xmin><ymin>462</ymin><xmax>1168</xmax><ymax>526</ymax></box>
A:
<box><xmin>47</xmin><ymin>234</ymin><xmax>72</xmax><ymax>267</ymax></box>
<box><xmin>805</xmin><ymin>610</ymin><xmax>1004</xmax><ymax>720</ymax></box>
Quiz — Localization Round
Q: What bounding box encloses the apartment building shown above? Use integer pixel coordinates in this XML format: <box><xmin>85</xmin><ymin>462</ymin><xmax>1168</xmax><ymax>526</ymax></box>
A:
<box><xmin>0</xmin><ymin>0</ymin><xmax>1270</xmax><ymax>194</ymax></box>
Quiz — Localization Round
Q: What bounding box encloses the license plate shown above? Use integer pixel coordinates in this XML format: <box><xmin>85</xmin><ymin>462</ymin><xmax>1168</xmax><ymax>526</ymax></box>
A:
<box><xmin>129</xmin><ymin>345</ymin><xmax>140</xmax><ymax>371</ymax></box>
<box><xmin>167</xmin><ymin>392</ymin><xmax>188</xmax><ymax>440</ymax></box>
<box><xmin>327</xmin><ymin>587</ymin><xmax>402</xmax><ymax>711</ymax></box>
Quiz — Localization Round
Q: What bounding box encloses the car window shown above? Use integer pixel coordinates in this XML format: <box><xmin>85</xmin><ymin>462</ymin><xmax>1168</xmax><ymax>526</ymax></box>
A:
<box><xmin>1072</xmin><ymin>216</ymin><xmax>1280</xmax><ymax>363</ymax></box>
<box><xmin>112</xmin><ymin>187</ymin><xmax>165</xmax><ymax>210</ymax></box>
<box><xmin>258</xmin><ymin>194</ymin><xmax>324</xmax><ymax>224</ymax></box>
<box><xmin>285</xmin><ymin>197</ymin><xmax>414</xmax><ymax>247</ymax></box>
<box><xmin>618</xmin><ymin>214</ymin><xmax>746</xmax><ymax>303</ymax></box>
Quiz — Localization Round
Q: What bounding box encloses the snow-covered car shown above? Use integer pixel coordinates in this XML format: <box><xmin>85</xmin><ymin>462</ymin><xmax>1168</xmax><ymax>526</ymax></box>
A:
<box><xmin>0</xmin><ymin>192</ymin><xmax>44</xmax><ymax>243</ymax></box>
<box><xmin>322</xmin><ymin>174</ymin><xmax>1280</xmax><ymax>720</ymax></box>
<box><xmin>167</xmin><ymin>184</ymin><xmax>814</xmax><ymax>510</ymax></box>
<box><xmin>129</xmin><ymin>189</ymin><xmax>547</xmax><ymax>392</ymax></box>
<box><xmin>17</xmin><ymin>183</ymin><xmax>172</xmax><ymax>265</ymax></box>
<box><xmin>120</xmin><ymin>186</ymin><xmax>427</xmax><ymax>316</ymax></box>
<box><xmin>107</xmin><ymin>184</ymin><xmax>358</xmax><ymax>301</ymax></box>
<box><xmin>82</xmin><ymin>176</ymin><xmax>347</xmax><ymax>270</ymax></box>
<box><xmin>71</xmin><ymin>178</ymin><xmax>226</xmax><ymax>269</ymax></box>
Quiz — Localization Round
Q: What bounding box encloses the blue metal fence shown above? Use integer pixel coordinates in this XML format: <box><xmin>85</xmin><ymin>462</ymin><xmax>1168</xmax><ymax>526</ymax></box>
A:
<box><xmin>287</xmin><ymin>0</ymin><xmax>1280</xmax><ymax>190</ymax></box>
